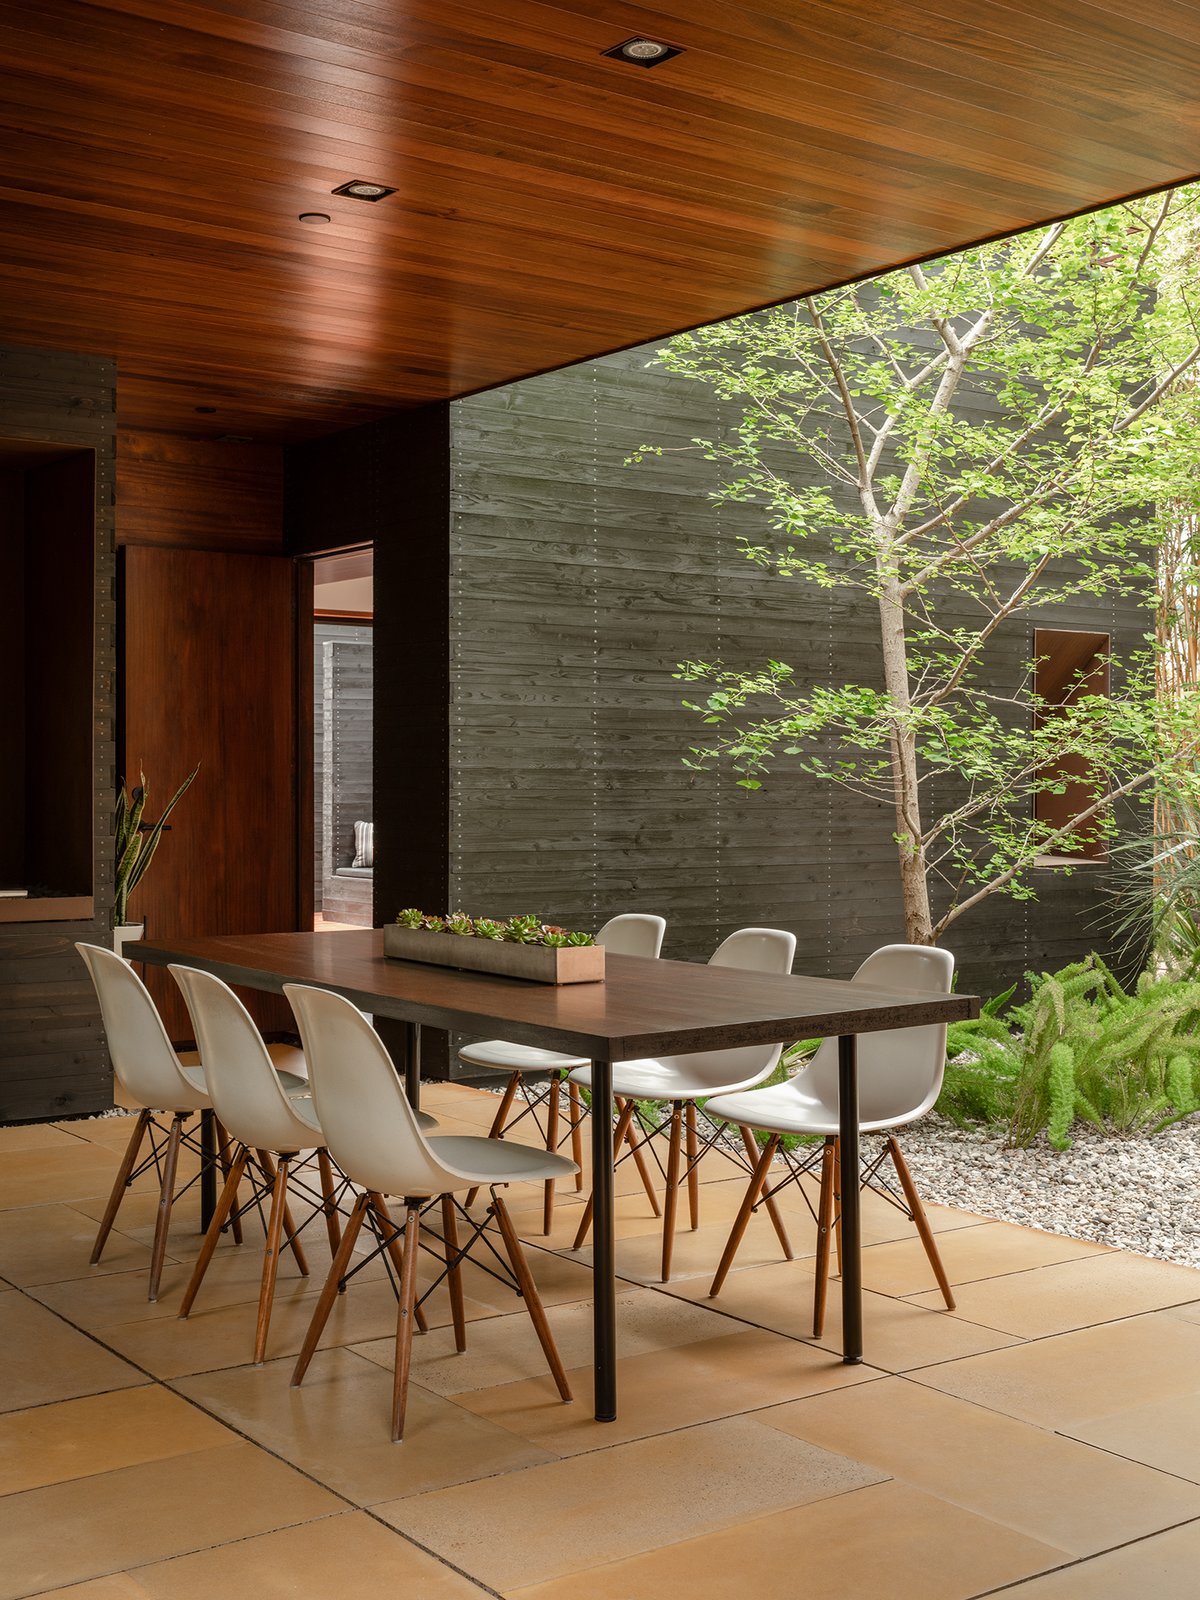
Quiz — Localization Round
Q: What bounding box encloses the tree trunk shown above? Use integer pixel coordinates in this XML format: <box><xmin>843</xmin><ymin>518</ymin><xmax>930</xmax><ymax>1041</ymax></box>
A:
<box><xmin>878</xmin><ymin>579</ymin><xmax>934</xmax><ymax>944</ymax></box>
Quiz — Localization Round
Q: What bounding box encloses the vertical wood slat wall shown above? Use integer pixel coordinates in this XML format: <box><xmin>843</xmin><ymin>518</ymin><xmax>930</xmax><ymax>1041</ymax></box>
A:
<box><xmin>0</xmin><ymin>344</ymin><xmax>116</xmax><ymax>1121</ymax></box>
<box><xmin>447</xmin><ymin>342</ymin><xmax>1147</xmax><ymax>1001</ymax></box>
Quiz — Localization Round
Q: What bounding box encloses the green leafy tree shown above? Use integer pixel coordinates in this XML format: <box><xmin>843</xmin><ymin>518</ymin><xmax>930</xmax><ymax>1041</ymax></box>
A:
<box><xmin>641</xmin><ymin>188</ymin><xmax>1200</xmax><ymax>943</ymax></box>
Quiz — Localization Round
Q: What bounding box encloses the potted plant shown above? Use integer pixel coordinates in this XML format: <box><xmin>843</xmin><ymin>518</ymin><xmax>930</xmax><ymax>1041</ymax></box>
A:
<box><xmin>385</xmin><ymin>909</ymin><xmax>603</xmax><ymax>983</ymax></box>
<box><xmin>111</xmin><ymin>765</ymin><xmax>199</xmax><ymax>957</ymax></box>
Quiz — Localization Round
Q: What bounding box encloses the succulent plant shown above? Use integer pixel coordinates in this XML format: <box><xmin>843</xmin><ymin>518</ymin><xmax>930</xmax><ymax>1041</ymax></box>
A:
<box><xmin>392</xmin><ymin>909</ymin><xmax>597</xmax><ymax>947</ymax></box>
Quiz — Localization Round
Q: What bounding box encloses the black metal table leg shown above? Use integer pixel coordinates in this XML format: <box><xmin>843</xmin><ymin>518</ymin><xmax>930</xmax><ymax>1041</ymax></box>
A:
<box><xmin>199</xmin><ymin>1108</ymin><xmax>217</xmax><ymax>1230</ymax></box>
<box><xmin>404</xmin><ymin>1021</ymin><xmax>422</xmax><ymax>1111</ymax></box>
<box><xmin>590</xmin><ymin>1056</ymin><xmax>617</xmax><ymax>1421</ymax></box>
<box><xmin>837</xmin><ymin>1034</ymin><xmax>863</xmax><ymax>1364</ymax></box>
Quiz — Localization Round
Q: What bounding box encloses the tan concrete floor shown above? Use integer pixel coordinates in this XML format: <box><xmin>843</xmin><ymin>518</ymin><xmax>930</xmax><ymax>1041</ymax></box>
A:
<box><xmin>4</xmin><ymin>1083</ymin><xmax>1200</xmax><ymax>1598</ymax></box>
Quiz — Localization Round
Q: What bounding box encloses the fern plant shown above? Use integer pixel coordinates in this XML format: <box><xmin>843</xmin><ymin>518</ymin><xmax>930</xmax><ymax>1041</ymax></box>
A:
<box><xmin>937</xmin><ymin>954</ymin><xmax>1200</xmax><ymax>1148</ymax></box>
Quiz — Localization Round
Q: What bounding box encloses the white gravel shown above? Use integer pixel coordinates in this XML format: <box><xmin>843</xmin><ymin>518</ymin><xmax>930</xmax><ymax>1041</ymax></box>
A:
<box><xmin>899</xmin><ymin>1114</ymin><xmax>1200</xmax><ymax>1269</ymax></box>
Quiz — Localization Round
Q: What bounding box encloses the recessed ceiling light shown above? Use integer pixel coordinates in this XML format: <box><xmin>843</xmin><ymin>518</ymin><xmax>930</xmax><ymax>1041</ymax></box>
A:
<box><xmin>602</xmin><ymin>37</ymin><xmax>683</xmax><ymax>67</ymax></box>
<box><xmin>298</xmin><ymin>212</ymin><xmax>331</xmax><ymax>225</ymax></box>
<box><xmin>331</xmin><ymin>180</ymin><xmax>396</xmax><ymax>202</ymax></box>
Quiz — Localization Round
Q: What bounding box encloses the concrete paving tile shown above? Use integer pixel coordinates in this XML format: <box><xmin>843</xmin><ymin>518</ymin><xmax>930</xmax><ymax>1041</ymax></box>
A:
<box><xmin>383</xmin><ymin>1414</ymin><xmax>886</xmax><ymax>1591</ymax></box>
<box><xmin>173</xmin><ymin>1346</ymin><xmax>554</xmax><ymax>1503</ymax></box>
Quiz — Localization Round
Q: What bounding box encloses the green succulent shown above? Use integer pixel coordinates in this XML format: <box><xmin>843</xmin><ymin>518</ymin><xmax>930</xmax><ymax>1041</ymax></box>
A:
<box><xmin>541</xmin><ymin>931</ymin><xmax>569</xmax><ymax>948</ymax></box>
<box><xmin>565</xmin><ymin>930</ymin><xmax>595</xmax><ymax>947</ymax></box>
<box><xmin>422</xmin><ymin>915</ymin><xmax>445</xmax><ymax>934</ymax></box>
<box><xmin>472</xmin><ymin>917</ymin><xmax>506</xmax><ymax>940</ymax></box>
<box><xmin>445</xmin><ymin>911</ymin><xmax>475</xmax><ymax>936</ymax></box>
<box><xmin>505</xmin><ymin>913</ymin><xmax>543</xmax><ymax>944</ymax></box>
<box><xmin>395</xmin><ymin>908</ymin><xmax>424</xmax><ymax>929</ymax></box>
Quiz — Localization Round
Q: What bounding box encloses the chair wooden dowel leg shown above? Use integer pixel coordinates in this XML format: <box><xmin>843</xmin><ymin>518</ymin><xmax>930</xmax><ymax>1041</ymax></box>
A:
<box><xmin>493</xmin><ymin>1194</ymin><xmax>572</xmax><ymax>1402</ymax></box>
<box><xmin>147</xmin><ymin>1113</ymin><xmax>184</xmax><ymax>1302</ymax></box>
<box><xmin>661</xmin><ymin>1101</ymin><xmax>684</xmax><ymax>1283</ymax></box>
<box><xmin>253</xmin><ymin>1155</ymin><xmax>291</xmax><ymax>1364</ymax></box>
<box><xmin>256</xmin><ymin>1149</ymin><xmax>308</xmax><ymax>1276</ymax></box>
<box><xmin>466</xmin><ymin>1072</ymin><xmax>523</xmax><ymax>1208</ymax></box>
<box><xmin>813</xmin><ymin>1138</ymin><xmax>835</xmax><ymax>1338</ymax></box>
<box><xmin>90</xmin><ymin>1108</ymin><xmax>151</xmax><ymax>1265</ymax></box>
<box><xmin>214</xmin><ymin>1117</ymin><xmax>243</xmax><ymax>1246</ymax></box>
<box><xmin>543</xmin><ymin>1072</ymin><xmax>562</xmax><ymax>1235</ymax></box>
<box><xmin>738</xmin><ymin>1125</ymin><xmax>793</xmax><ymax>1260</ymax></box>
<box><xmin>685</xmin><ymin>1101</ymin><xmax>700</xmax><ymax>1231</ymax></box>
<box><xmin>710</xmin><ymin>1135</ymin><xmax>777</xmax><ymax>1297</ymax></box>
<box><xmin>317</xmin><ymin>1149</ymin><xmax>342</xmax><ymax>1256</ymax></box>
<box><xmin>442</xmin><ymin>1194</ymin><xmax>467</xmax><ymax>1353</ymax></box>
<box><xmin>292</xmin><ymin>1193</ymin><xmax>368</xmax><ymax>1386</ymax></box>
<box><xmin>568</xmin><ymin>1081</ymin><xmax>584</xmax><ymax>1191</ymax></box>
<box><xmin>391</xmin><ymin>1205</ymin><xmax>422</xmax><ymax>1441</ymax></box>
<box><xmin>622</xmin><ymin>1099</ymin><xmax>662</xmax><ymax>1218</ymax></box>
<box><xmin>180</xmin><ymin>1145</ymin><xmax>248</xmax><ymax>1318</ymax></box>
<box><xmin>370</xmin><ymin>1191</ymin><xmax>428</xmax><ymax>1333</ymax></box>
<box><xmin>888</xmin><ymin>1137</ymin><xmax>956</xmax><ymax>1310</ymax></box>
<box><xmin>572</xmin><ymin>1097</ymin><xmax>638</xmax><ymax>1250</ymax></box>
<box><xmin>832</xmin><ymin>1136</ymin><xmax>843</xmax><ymax>1277</ymax></box>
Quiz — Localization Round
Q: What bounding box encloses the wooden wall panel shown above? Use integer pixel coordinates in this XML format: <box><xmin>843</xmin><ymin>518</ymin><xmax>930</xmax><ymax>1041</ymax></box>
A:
<box><xmin>0</xmin><ymin>343</ymin><xmax>115</xmax><ymax>1123</ymax></box>
<box><xmin>122</xmin><ymin>546</ymin><xmax>303</xmax><ymax>1040</ymax></box>
<box><xmin>117</xmin><ymin>431</ymin><xmax>283</xmax><ymax>553</ymax></box>
<box><xmin>447</xmin><ymin>335</ymin><xmax>1147</xmax><ymax>1011</ymax></box>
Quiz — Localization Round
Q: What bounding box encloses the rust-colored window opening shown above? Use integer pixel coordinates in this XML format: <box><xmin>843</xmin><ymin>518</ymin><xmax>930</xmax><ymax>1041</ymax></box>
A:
<box><xmin>1033</xmin><ymin>628</ymin><xmax>1111</xmax><ymax>864</ymax></box>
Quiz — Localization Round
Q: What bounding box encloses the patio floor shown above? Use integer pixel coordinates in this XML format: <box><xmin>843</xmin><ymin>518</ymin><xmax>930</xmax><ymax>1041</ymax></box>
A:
<box><xmin>5</xmin><ymin>1082</ymin><xmax>1200</xmax><ymax>1598</ymax></box>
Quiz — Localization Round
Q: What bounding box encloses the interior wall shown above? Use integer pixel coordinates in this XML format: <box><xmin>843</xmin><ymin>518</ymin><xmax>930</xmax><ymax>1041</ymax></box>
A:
<box><xmin>0</xmin><ymin>344</ymin><xmax>116</xmax><ymax>1123</ymax></box>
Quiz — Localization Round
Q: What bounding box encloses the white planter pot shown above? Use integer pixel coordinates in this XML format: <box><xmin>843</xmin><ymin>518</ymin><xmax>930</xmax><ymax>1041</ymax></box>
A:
<box><xmin>112</xmin><ymin>922</ymin><xmax>146</xmax><ymax>962</ymax></box>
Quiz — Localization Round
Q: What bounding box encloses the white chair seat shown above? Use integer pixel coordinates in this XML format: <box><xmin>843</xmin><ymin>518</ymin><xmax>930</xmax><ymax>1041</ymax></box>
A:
<box><xmin>426</xmin><ymin>1134</ymin><xmax>578</xmax><ymax>1188</ymax></box>
<box><xmin>569</xmin><ymin>1056</ymin><xmax>776</xmax><ymax>1102</ymax></box>
<box><xmin>179</xmin><ymin>1045</ymin><xmax>307</xmax><ymax>1097</ymax></box>
<box><xmin>704</xmin><ymin>1081</ymin><xmax>921</xmax><ymax>1139</ymax></box>
<box><xmin>459</xmin><ymin>1038</ymin><xmax>588</xmax><ymax>1074</ymax></box>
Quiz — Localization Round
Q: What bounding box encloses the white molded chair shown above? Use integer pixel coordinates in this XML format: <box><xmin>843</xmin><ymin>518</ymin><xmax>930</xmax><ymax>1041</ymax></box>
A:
<box><xmin>458</xmin><ymin>913</ymin><xmax>667</xmax><ymax>1232</ymax></box>
<box><xmin>704</xmin><ymin>944</ymin><xmax>957</xmax><ymax>1332</ymax></box>
<box><xmin>570</xmin><ymin>926</ymin><xmax>797</xmax><ymax>1282</ymax></box>
<box><xmin>77</xmin><ymin>941</ymin><xmax>243</xmax><ymax>1300</ymax></box>
<box><xmin>169</xmin><ymin>963</ymin><xmax>351</xmax><ymax>1363</ymax></box>
<box><xmin>285</xmin><ymin>981</ymin><xmax>577</xmax><ymax>1441</ymax></box>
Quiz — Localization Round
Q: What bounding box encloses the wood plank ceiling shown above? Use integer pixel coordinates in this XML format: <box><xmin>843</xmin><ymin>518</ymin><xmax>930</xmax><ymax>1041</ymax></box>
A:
<box><xmin>2</xmin><ymin>0</ymin><xmax>1200</xmax><ymax>441</ymax></box>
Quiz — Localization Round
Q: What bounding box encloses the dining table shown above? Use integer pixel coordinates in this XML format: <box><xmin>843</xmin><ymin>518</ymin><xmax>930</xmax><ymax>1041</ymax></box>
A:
<box><xmin>131</xmin><ymin>927</ymin><xmax>978</xmax><ymax>1421</ymax></box>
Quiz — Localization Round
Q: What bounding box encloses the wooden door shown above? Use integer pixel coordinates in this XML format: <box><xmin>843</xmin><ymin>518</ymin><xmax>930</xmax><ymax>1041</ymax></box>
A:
<box><xmin>123</xmin><ymin>546</ymin><xmax>305</xmax><ymax>1040</ymax></box>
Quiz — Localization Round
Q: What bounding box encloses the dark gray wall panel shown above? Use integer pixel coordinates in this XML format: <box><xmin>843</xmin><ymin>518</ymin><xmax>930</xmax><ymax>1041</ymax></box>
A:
<box><xmin>447</xmin><ymin>333</ymin><xmax>1148</xmax><ymax>1017</ymax></box>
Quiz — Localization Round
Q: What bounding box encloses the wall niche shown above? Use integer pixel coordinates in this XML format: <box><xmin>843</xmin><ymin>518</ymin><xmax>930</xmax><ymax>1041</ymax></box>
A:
<box><xmin>0</xmin><ymin>439</ymin><xmax>96</xmax><ymax>921</ymax></box>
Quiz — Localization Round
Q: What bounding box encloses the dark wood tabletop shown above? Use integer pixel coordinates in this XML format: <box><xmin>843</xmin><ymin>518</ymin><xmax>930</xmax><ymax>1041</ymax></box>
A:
<box><xmin>130</xmin><ymin>928</ymin><xmax>979</xmax><ymax>1060</ymax></box>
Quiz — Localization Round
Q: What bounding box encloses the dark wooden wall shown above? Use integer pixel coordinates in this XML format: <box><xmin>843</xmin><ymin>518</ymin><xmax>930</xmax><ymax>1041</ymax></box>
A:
<box><xmin>446</xmin><ymin>342</ymin><xmax>1147</xmax><ymax>1001</ymax></box>
<box><xmin>117</xmin><ymin>431</ymin><xmax>284</xmax><ymax>554</ymax></box>
<box><xmin>0</xmin><ymin>345</ymin><xmax>116</xmax><ymax>1122</ymax></box>
<box><xmin>287</xmin><ymin>405</ymin><xmax>451</xmax><ymax>1066</ymax></box>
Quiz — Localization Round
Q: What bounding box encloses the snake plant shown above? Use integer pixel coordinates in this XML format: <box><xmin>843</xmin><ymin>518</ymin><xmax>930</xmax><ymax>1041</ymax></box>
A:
<box><xmin>112</xmin><ymin>765</ymin><xmax>199</xmax><ymax>928</ymax></box>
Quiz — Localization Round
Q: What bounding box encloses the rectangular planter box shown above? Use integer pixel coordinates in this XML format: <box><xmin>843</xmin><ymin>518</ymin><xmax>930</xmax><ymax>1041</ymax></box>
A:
<box><xmin>383</xmin><ymin>925</ymin><xmax>605</xmax><ymax>984</ymax></box>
